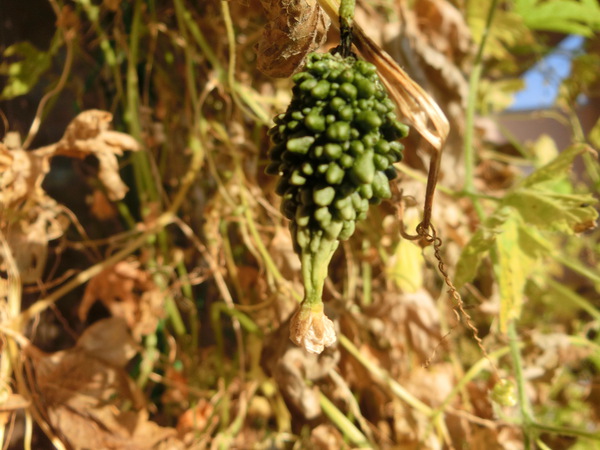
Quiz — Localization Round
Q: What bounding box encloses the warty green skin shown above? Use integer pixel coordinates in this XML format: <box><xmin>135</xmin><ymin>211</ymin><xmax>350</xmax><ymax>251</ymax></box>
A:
<box><xmin>266</xmin><ymin>51</ymin><xmax>408</xmax><ymax>321</ymax></box>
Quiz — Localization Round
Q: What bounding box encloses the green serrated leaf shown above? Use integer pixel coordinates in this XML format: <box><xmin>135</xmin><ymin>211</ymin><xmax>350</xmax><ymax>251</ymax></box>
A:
<box><xmin>515</xmin><ymin>0</ymin><xmax>600</xmax><ymax>36</ymax></box>
<box><xmin>521</xmin><ymin>143</ymin><xmax>590</xmax><ymax>187</ymax></box>
<box><xmin>454</xmin><ymin>208</ymin><xmax>511</xmax><ymax>289</ymax></box>
<box><xmin>504</xmin><ymin>188</ymin><xmax>598</xmax><ymax>233</ymax></box>
<box><xmin>496</xmin><ymin>214</ymin><xmax>536</xmax><ymax>333</ymax></box>
<box><xmin>468</xmin><ymin>1</ymin><xmax>534</xmax><ymax>63</ymax></box>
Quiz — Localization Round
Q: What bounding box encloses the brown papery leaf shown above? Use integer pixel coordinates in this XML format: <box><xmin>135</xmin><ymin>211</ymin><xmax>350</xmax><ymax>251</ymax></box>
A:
<box><xmin>78</xmin><ymin>260</ymin><xmax>165</xmax><ymax>341</ymax></box>
<box><xmin>0</xmin><ymin>143</ymin><xmax>50</xmax><ymax>211</ymax></box>
<box><xmin>53</xmin><ymin>109</ymin><xmax>140</xmax><ymax>201</ymax></box>
<box><xmin>0</xmin><ymin>110</ymin><xmax>138</xmax><ymax>283</ymax></box>
<box><xmin>0</xmin><ymin>142</ymin><xmax>66</xmax><ymax>282</ymax></box>
<box><xmin>257</xmin><ymin>0</ymin><xmax>331</xmax><ymax>77</ymax></box>
<box><xmin>30</xmin><ymin>318</ymin><xmax>181</xmax><ymax>449</ymax></box>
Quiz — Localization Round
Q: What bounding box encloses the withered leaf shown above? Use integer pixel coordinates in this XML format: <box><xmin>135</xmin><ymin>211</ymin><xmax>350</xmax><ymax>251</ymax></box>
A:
<box><xmin>54</xmin><ymin>109</ymin><xmax>140</xmax><ymax>201</ymax></box>
<box><xmin>30</xmin><ymin>318</ymin><xmax>181</xmax><ymax>449</ymax></box>
<box><xmin>257</xmin><ymin>0</ymin><xmax>331</xmax><ymax>77</ymax></box>
<box><xmin>0</xmin><ymin>110</ymin><xmax>138</xmax><ymax>284</ymax></box>
<box><xmin>79</xmin><ymin>260</ymin><xmax>165</xmax><ymax>341</ymax></box>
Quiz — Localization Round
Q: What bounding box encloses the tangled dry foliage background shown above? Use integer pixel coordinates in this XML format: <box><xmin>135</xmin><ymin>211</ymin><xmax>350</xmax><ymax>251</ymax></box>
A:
<box><xmin>1</xmin><ymin>0</ymin><xmax>600</xmax><ymax>448</ymax></box>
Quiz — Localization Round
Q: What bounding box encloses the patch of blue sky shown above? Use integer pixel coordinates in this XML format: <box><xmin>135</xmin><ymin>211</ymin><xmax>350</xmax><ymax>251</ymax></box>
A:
<box><xmin>509</xmin><ymin>35</ymin><xmax>585</xmax><ymax>111</ymax></box>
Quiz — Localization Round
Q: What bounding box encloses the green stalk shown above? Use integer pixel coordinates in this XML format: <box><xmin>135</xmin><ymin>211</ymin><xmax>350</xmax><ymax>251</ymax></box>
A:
<box><xmin>319</xmin><ymin>392</ymin><xmax>372</xmax><ymax>448</ymax></box>
<box><xmin>463</xmin><ymin>0</ymin><xmax>499</xmax><ymax>218</ymax></box>
<box><xmin>508</xmin><ymin>320</ymin><xmax>534</xmax><ymax>449</ymax></box>
<box><xmin>361</xmin><ymin>258</ymin><xmax>372</xmax><ymax>306</ymax></box>
<box><xmin>553</xmin><ymin>253</ymin><xmax>600</xmax><ymax>285</ymax></box>
<box><xmin>547</xmin><ymin>279</ymin><xmax>600</xmax><ymax>321</ymax></box>
<box><xmin>428</xmin><ymin>345</ymin><xmax>514</xmax><ymax>427</ymax></box>
<box><xmin>136</xmin><ymin>331</ymin><xmax>158</xmax><ymax>388</ymax></box>
<box><xmin>164</xmin><ymin>296</ymin><xmax>187</xmax><ymax>337</ymax></box>
<box><xmin>301</xmin><ymin>240</ymin><xmax>338</xmax><ymax>307</ymax></box>
<box><xmin>126</xmin><ymin>0</ymin><xmax>159</xmax><ymax>207</ymax></box>
<box><xmin>76</xmin><ymin>0</ymin><xmax>124</xmax><ymax>111</ymax></box>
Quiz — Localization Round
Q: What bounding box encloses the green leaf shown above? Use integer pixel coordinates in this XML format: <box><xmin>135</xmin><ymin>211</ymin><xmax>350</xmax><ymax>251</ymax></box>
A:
<box><xmin>503</xmin><ymin>189</ymin><xmax>598</xmax><ymax>234</ymax></box>
<box><xmin>515</xmin><ymin>0</ymin><xmax>600</xmax><ymax>36</ymax></box>
<box><xmin>559</xmin><ymin>53</ymin><xmax>600</xmax><ymax>107</ymax></box>
<box><xmin>0</xmin><ymin>42</ymin><xmax>52</xmax><ymax>100</ymax></box>
<box><xmin>468</xmin><ymin>0</ymin><xmax>534</xmax><ymax>63</ymax></box>
<box><xmin>529</xmin><ymin>134</ymin><xmax>559</xmax><ymax>167</ymax></box>
<box><xmin>389</xmin><ymin>218</ymin><xmax>424</xmax><ymax>293</ymax></box>
<box><xmin>495</xmin><ymin>214</ymin><xmax>537</xmax><ymax>333</ymax></box>
<box><xmin>454</xmin><ymin>208</ymin><xmax>511</xmax><ymax>289</ymax></box>
<box><xmin>521</xmin><ymin>144</ymin><xmax>590</xmax><ymax>187</ymax></box>
<box><xmin>478</xmin><ymin>78</ymin><xmax>525</xmax><ymax>115</ymax></box>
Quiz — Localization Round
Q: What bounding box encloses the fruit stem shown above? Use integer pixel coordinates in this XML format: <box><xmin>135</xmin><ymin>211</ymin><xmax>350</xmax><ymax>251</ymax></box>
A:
<box><xmin>339</xmin><ymin>0</ymin><xmax>355</xmax><ymax>57</ymax></box>
<box><xmin>301</xmin><ymin>239</ymin><xmax>338</xmax><ymax>307</ymax></box>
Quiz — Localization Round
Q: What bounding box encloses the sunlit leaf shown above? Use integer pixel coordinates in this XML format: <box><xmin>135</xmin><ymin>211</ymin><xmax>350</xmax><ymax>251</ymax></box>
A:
<box><xmin>495</xmin><ymin>214</ymin><xmax>537</xmax><ymax>333</ymax></box>
<box><xmin>521</xmin><ymin>144</ymin><xmax>591</xmax><ymax>187</ymax></box>
<box><xmin>468</xmin><ymin>1</ymin><xmax>534</xmax><ymax>69</ymax></box>
<box><xmin>389</xmin><ymin>237</ymin><xmax>424</xmax><ymax>294</ymax></box>
<box><xmin>504</xmin><ymin>189</ymin><xmax>597</xmax><ymax>234</ymax></box>
<box><xmin>478</xmin><ymin>78</ymin><xmax>525</xmax><ymax>115</ymax></box>
<box><xmin>515</xmin><ymin>0</ymin><xmax>600</xmax><ymax>36</ymax></box>
<box><xmin>529</xmin><ymin>134</ymin><xmax>559</xmax><ymax>167</ymax></box>
<box><xmin>454</xmin><ymin>208</ymin><xmax>511</xmax><ymax>289</ymax></box>
<box><xmin>558</xmin><ymin>53</ymin><xmax>600</xmax><ymax>107</ymax></box>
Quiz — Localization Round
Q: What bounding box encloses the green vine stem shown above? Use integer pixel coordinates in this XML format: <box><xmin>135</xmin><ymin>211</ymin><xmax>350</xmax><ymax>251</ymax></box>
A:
<box><xmin>463</xmin><ymin>0</ymin><xmax>499</xmax><ymax>217</ymax></box>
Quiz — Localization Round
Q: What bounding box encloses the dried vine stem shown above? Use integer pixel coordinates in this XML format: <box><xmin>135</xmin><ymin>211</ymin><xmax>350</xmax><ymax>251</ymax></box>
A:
<box><xmin>419</xmin><ymin>223</ymin><xmax>498</xmax><ymax>377</ymax></box>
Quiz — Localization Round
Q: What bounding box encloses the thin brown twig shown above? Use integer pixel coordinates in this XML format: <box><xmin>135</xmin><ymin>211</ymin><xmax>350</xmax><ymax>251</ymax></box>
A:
<box><xmin>0</xmin><ymin>109</ymin><xmax>9</xmax><ymax>139</ymax></box>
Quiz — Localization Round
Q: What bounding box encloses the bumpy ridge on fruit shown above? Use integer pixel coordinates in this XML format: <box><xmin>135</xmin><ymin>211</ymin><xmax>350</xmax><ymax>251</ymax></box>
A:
<box><xmin>266</xmin><ymin>52</ymin><xmax>408</xmax><ymax>254</ymax></box>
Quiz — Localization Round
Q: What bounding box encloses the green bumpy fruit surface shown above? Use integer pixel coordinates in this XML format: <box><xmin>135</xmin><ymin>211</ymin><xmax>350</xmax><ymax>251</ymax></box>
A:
<box><xmin>266</xmin><ymin>52</ymin><xmax>408</xmax><ymax>254</ymax></box>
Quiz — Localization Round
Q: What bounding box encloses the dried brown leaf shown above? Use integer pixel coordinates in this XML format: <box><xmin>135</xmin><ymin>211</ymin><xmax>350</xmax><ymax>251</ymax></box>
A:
<box><xmin>76</xmin><ymin>317</ymin><xmax>139</xmax><ymax>367</ymax></box>
<box><xmin>0</xmin><ymin>110</ymin><xmax>138</xmax><ymax>283</ymax></box>
<box><xmin>310</xmin><ymin>424</ymin><xmax>345</xmax><ymax>450</ymax></box>
<box><xmin>0</xmin><ymin>145</ymin><xmax>50</xmax><ymax>212</ymax></box>
<box><xmin>54</xmin><ymin>110</ymin><xmax>140</xmax><ymax>201</ymax></box>
<box><xmin>413</xmin><ymin>0</ymin><xmax>472</xmax><ymax>63</ymax></box>
<box><xmin>176</xmin><ymin>399</ymin><xmax>215</xmax><ymax>435</ymax></box>
<box><xmin>4</xmin><ymin>208</ymin><xmax>56</xmax><ymax>282</ymax></box>
<box><xmin>79</xmin><ymin>260</ymin><xmax>165</xmax><ymax>341</ymax></box>
<box><xmin>365</xmin><ymin>290</ymin><xmax>442</xmax><ymax>365</ymax></box>
<box><xmin>30</xmin><ymin>318</ymin><xmax>181</xmax><ymax>449</ymax></box>
<box><xmin>257</xmin><ymin>0</ymin><xmax>331</xmax><ymax>77</ymax></box>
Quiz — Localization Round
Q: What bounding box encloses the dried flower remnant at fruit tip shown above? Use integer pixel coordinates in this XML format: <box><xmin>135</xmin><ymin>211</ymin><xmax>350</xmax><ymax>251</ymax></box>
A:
<box><xmin>290</xmin><ymin>302</ymin><xmax>336</xmax><ymax>354</ymax></box>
